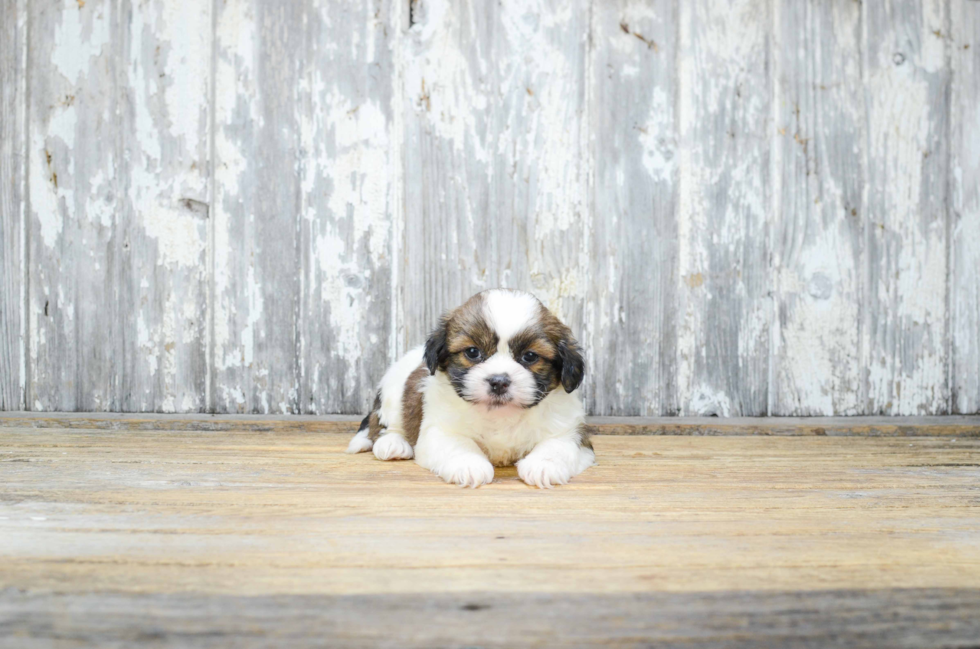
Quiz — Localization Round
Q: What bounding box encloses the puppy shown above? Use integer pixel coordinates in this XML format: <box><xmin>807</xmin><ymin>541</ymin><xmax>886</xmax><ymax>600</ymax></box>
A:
<box><xmin>346</xmin><ymin>289</ymin><xmax>594</xmax><ymax>488</ymax></box>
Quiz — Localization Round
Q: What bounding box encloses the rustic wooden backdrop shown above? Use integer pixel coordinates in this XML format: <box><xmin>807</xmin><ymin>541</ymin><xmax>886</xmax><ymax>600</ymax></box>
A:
<box><xmin>1</xmin><ymin>0</ymin><xmax>978</xmax><ymax>416</ymax></box>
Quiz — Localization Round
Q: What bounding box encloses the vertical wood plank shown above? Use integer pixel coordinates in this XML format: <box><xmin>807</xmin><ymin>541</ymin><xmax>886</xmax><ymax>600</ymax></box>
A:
<box><xmin>863</xmin><ymin>0</ymin><xmax>949</xmax><ymax>414</ymax></box>
<box><xmin>0</xmin><ymin>0</ymin><xmax>27</xmax><ymax>411</ymax></box>
<box><xmin>588</xmin><ymin>0</ymin><xmax>678</xmax><ymax>416</ymax></box>
<box><xmin>27</xmin><ymin>0</ymin><xmax>211</xmax><ymax>412</ymax></box>
<box><xmin>675</xmin><ymin>0</ymin><xmax>771</xmax><ymax>416</ymax></box>
<box><xmin>213</xmin><ymin>0</ymin><xmax>394</xmax><ymax>414</ymax></box>
<box><xmin>120</xmin><ymin>0</ymin><xmax>212</xmax><ymax>412</ymax></box>
<box><xmin>28</xmin><ymin>0</ymin><xmax>120</xmax><ymax>411</ymax></box>
<box><xmin>771</xmin><ymin>0</ymin><xmax>864</xmax><ymax>415</ymax></box>
<box><xmin>299</xmin><ymin>0</ymin><xmax>395</xmax><ymax>414</ymax></box>
<box><xmin>212</xmin><ymin>1</ymin><xmax>299</xmax><ymax>413</ymax></box>
<box><xmin>400</xmin><ymin>0</ymin><xmax>591</xmax><ymax>354</ymax></box>
<box><xmin>950</xmin><ymin>0</ymin><xmax>980</xmax><ymax>414</ymax></box>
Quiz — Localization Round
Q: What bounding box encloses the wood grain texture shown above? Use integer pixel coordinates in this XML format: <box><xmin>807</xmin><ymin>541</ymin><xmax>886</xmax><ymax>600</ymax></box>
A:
<box><xmin>863</xmin><ymin>0</ymin><xmax>950</xmax><ymax>415</ymax></box>
<box><xmin>27</xmin><ymin>0</ymin><xmax>211</xmax><ymax>412</ymax></box>
<box><xmin>588</xmin><ymin>0</ymin><xmax>678</xmax><ymax>416</ymax></box>
<box><xmin>212</xmin><ymin>0</ymin><xmax>394</xmax><ymax>415</ymax></box>
<box><xmin>675</xmin><ymin>0</ymin><xmax>771</xmax><ymax>416</ymax></box>
<box><xmin>0</xmin><ymin>0</ymin><xmax>27</xmax><ymax>412</ymax></box>
<box><xmin>4</xmin><ymin>588</ymin><xmax>980</xmax><ymax>649</ymax></box>
<box><xmin>7</xmin><ymin>0</ymin><xmax>980</xmax><ymax>418</ymax></box>
<box><xmin>950</xmin><ymin>0</ymin><xmax>980</xmax><ymax>415</ymax></box>
<box><xmin>771</xmin><ymin>0</ymin><xmax>864</xmax><ymax>416</ymax></box>
<box><xmin>399</xmin><ymin>0</ymin><xmax>590</xmax><ymax>356</ymax></box>
<box><xmin>1</xmin><ymin>429</ymin><xmax>979</xmax><ymax>646</ymax></box>
<box><xmin>2</xmin><ymin>412</ymin><xmax>979</xmax><ymax>436</ymax></box>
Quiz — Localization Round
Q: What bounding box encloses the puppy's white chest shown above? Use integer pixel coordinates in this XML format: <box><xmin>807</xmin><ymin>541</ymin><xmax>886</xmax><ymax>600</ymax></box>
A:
<box><xmin>463</xmin><ymin>413</ymin><xmax>543</xmax><ymax>466</ymax></box>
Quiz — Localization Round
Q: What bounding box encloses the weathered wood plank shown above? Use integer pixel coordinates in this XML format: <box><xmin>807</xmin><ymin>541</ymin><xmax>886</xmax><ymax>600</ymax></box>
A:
<box><xmin>2</xmin><ymin>412</ymin><xmax>979</xmax><ymax>436</ymax></box>
<box><xmin>0</xmin><ymin>0</ymin><xmax>27</xmax><ymax>411</ymax></box>
<box><xmin>862</xmin><ymin>0</ymin><xmax>950</xmax><ymax>414</ymax></box>
<box><xmin>771</xmin><ymin>0</ymin><xmax>864</xmax><ymax>416</ymax></box>
<box><xmin>950</xmin><ymin>0</ymin><xmax>980</xmax><ymax>415</ymax></box>
<box><xmin>1</xmin><ymin>432</ymin><xmax>978</xmax><ymax>601</ymax></box>
<box><xmin>675</xmin><ymin>0</ymin><xmax>771</xmax><ymax>416</ymax></box>
<box><xmin>28</xmin><ymin>0</ymin><xmax>123</xmax><ymax>411</ymax></box>
<box><xmin>27</xmin><ymin>0</ymin><xmax>211</xmax><ymax>412</ymax></box>
<box><xmin>212</xmin><ymin>0</ymin><xmax>394</xmax><ymax>415</ymax></box>
<box><xmin>118</xmin><ymin>0</ymin><xmax>212</xmax><ymax>412</ymax></box>
<box><xmin>4</xmin><ymin>588</ymin><xmax>980</xmax><ymax>649</ymax></box>
<box><xmin>588</xmin><ymin>0</ymin><xmax>678</xmax><ymax>416</ymax></box>
<box><xmin>399</xmin><ymin>0</ymin><xmax>591</xmax><ymax>354</ymax></box>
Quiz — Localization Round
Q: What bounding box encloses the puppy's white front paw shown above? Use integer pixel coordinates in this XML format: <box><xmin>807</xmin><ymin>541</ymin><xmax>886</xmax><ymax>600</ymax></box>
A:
<box><xmin>517</xmin><ymin>454</ymin><xmax>573</xmax><ymax>489</ymax></box>
<box><xmin>373</xmin><ymin>433</ymin><xmax>414</xmax><ymax>461</ymax></box>
<box><xmin>439</xmin><ymin>455</ymin><xmax>495</xmax><ymax>488</ymax></box>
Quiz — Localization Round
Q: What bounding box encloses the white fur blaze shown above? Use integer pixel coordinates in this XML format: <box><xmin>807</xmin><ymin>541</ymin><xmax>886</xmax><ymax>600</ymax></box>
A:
<box><xmin>373</xmin><ymin>433</ymin><xmax>414</xmax><ymax>461</ymax></box>
<box><xmin>346</xmin><ymin>429</ymin><xmax>373</xmax><ymax>454</ymax></box>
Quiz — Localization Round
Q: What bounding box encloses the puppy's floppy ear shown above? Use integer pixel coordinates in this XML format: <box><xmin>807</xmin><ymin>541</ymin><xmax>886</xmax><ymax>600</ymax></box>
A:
<box><xmin>557</xmin><ymin>336</ymin><xmax>585</xmax><ymax>393</ymax></box>
<box><xmin>424</xmin><ymin>317</ymin><xmax>450</xmax><ymax>375</ymax></box>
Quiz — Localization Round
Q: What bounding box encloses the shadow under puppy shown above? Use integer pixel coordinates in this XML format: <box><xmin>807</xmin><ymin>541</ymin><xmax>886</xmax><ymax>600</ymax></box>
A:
<box><xmin>347</xmin><ymin>289</ymin><xmax>594</xmax><ymax>488</ymax></box>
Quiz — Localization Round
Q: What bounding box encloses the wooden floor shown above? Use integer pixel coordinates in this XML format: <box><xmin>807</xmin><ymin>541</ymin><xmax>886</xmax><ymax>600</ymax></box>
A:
<box><xmin>2</xmin><ymin>420</ymin><xmax>980</xmax><ymax>647</ymax></box>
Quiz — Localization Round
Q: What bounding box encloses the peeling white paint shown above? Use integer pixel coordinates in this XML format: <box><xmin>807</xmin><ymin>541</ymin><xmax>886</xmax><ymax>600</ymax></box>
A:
<box><xmin>51</xmin><ymin>0</ymin><xmax>110</xmax><ymax>84</ymax></box>
<box><xmin>141</xmin><ymin>205</ymin><xmax>206</xmax><ymax>268</ymax></box>
<box><xmin>864</xmin><ymin>5</ymin><xmax>948</xmax><ymax>414</ymax></box>
<box><xmin>638</xmin><ymin>87</ymin><xmax>674</xmax><ymax>183</ymax></box>
<box><xmin>13</xmin><ymin>0</ymin><xmax>977</xmax><ymax>417</ymax></box>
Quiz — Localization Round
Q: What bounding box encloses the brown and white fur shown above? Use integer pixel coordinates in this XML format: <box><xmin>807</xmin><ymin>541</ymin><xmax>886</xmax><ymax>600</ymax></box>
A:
<box><xmin>346</xmin><ymin>289</ymin><xmax>594</xmax><ymax>488</ymax></box>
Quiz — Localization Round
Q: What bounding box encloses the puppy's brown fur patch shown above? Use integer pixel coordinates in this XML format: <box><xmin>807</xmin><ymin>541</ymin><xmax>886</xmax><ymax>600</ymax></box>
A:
<box><xmin>445</xmin><ymin>294</ymin><xmax>498</xmax><ymax>358</ymax></box>
<box><xmin>401</xmin><ymin>364</ymin><xmax>428</xmax><ymax>445</ymax></box>
<box><xmin>366</xmin><ymin>392</ymin><xmax>384</xmax><ymax>442</ymax></box>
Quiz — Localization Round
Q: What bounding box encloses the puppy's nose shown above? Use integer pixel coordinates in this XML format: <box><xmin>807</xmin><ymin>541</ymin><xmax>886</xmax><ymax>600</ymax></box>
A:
<box><xmin>487</xmin><ymin>374</ymin><xmax>511</xmax><ymax>395</ymax></box>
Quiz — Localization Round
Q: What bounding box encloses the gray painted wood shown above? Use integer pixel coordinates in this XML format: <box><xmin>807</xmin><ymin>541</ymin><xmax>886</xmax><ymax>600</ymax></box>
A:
<box><xmin>0</xmin><ymin>0</ymin><xmax>27</xmax><ymax>412</ymax></box>
<box><xmin>212</xmin><ymin>0</ymin><xmax>395</xmax><ymax>415</ymax></box>
<box><xmin>26</xmin><ymin>0</ymin><xmax>211</xmax><ymax>412</ymax></box>
<box><xmin>674</xmin><ymin>0</ymin><xmax>771</xmax><ymax>416</ymax></box>
<box><xmin>863</xmin><ymin>0</ymin><xmax>950</xmax><ymax>415</ymax></box>
<box><xmin>771</xmin><ymin>0</ymin><xmax>865</xmax><ymax>415</ymax></box>
<box><xmin>951</xmin><ymin>0</ymin><xmax>980</xmax><ymax>414</ymax></box>
<box><xmin>399</xmin><ymin>0</ymin><xmax>591</xmax><ymax>358</ymax></box>
<box><xmin>28</xmin><ymin>0</ymin><xmax>123</xmax><ymax>411</ymax></box>
<box><xmin>4</xmin><ymin>0</ymin><xmax>980</xmax><ymax>416</ymax></box>
<box><xmin>588</xmin><ymin>0</ymin><xmax>678</xmax><ymax>416</ymax></box>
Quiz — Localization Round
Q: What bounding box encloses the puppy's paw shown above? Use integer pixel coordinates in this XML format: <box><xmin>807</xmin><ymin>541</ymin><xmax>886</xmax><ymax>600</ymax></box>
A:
<box><xmin>346</xmin><ymin>429</ymin><xmax>374</xmax><ymax>454</ymax></box>
<box><xmin>373</xmin><ymin>433</ymin><xmax>414</xmax><ymax>461</ymax></box>
<box><xmin>439</xmin><ymin>455</ymin><xmax>495</xmax><ymax>488</ymax></box>
<box><xmin>517</xmin><ymin>454</ymin><xmax>573</xmax><ymax>489</ymax></box>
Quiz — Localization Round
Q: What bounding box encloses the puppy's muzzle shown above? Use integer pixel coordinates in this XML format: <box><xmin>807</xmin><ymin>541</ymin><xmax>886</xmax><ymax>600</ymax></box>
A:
<box><xmin>487</xmin><ymin>374</ymin><xmax>511</xmax><ymax>395</ymax></box>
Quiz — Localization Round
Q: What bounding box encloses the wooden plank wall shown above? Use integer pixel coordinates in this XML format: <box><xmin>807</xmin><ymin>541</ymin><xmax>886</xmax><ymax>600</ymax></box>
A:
<box><xmin>0</xmin><ymin>0</ymin><xmax>978</xmax><ymax>417</ymax></box>
<box><xmin>0</xmin><ymin>0</ymin><xmax>27</xmax><ymax>411</ymax></box>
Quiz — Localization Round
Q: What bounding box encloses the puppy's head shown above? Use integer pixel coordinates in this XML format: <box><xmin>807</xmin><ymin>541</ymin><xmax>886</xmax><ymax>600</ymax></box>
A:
<box><xmin>424</xmin><ymin>289</ymin><xmax>584</xmax><ymax>409</ymax></box>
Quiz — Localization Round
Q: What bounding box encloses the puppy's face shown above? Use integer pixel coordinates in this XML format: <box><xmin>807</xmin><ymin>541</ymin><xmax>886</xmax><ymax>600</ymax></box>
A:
<box><xmin>424</xmin><ymin>290</ymin><xmax>584</xmax><ymax>410</ymax></box>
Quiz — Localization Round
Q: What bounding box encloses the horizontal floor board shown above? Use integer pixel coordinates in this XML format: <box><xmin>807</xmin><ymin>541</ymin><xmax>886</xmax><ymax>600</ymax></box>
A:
<box><xmin>2</xmin><ymin>430</ymin><xmax>979</xmax><ymax>646</ymax></box>
<box><xmin>2</xmin><ymin>413</ymin><xmax>979</xmax><ymax>436</ymax></box>
<box><xmin>3</xmin><ymin>588</ymin><xmax>980</xmax><ymax>649</ymax></box>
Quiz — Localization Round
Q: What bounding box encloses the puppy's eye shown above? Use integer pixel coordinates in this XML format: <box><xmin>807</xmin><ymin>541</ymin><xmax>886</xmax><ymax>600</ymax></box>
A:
<box><xmin>521</xmin><ymin>351</ymin><xmax>539</xmax><ymax>364</ymax></box>
<box><xmin>464</xmin><ymin>347</ymin><xmax>482</xmax><ymax>361</ymax></box>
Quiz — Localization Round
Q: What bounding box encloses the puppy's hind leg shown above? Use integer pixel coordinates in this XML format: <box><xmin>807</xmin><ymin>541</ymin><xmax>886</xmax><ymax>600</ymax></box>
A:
<box><xmin>346</xmin><ymin>393</ymin><xmax>383</xmax><ymax>454</ymax></box>
<box><xmin>346</xmin><ymin>418</ymin><xmax>374</xmax><ymax>454</ymax></box>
